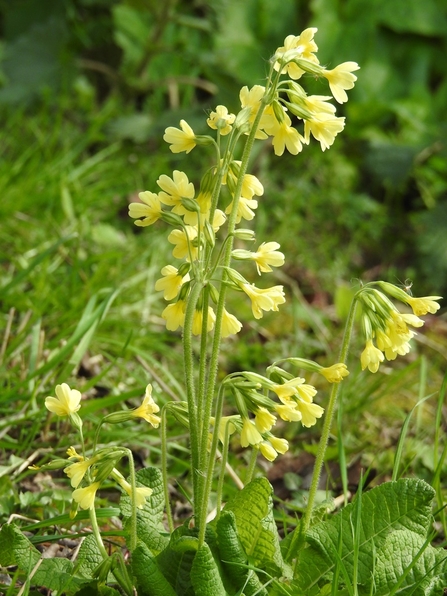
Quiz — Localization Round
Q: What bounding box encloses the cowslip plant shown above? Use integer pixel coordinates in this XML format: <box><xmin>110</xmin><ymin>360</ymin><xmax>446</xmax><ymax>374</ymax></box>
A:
<box><xmin>4</xmin><ymin>28</ymin><xmax>445</xmax><ymax>595</ymax></box>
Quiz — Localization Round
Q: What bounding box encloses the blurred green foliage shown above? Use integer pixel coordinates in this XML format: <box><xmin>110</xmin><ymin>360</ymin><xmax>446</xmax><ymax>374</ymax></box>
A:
<box><xmin>1</xmin><ymin>0</ymin><xmax>447</xmax><ymax>293</ymax></box>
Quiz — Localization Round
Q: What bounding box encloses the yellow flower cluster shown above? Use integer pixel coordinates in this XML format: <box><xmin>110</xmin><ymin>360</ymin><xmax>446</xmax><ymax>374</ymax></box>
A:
<box><xmin>127</xmin><ymin>28</ymin><xmax>359</xmax><ymax>337</ymax></box>
<box><xmin>358</xmin><ymin>283</ymin><xmax>442</xmax><ymax>373</ymax></box>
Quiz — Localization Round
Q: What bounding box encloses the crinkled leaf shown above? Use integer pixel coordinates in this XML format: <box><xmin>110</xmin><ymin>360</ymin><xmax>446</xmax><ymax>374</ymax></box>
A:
<box><xmin>223</xmin><ymin>477</ymin><xmax>287</xmax><ymax>576</ymax></box>
<box><xmin>190</xmin><ymin>543</ymin><xmax>226</xmax><ymax>596</ymax></box>
<box><xmin>32</xmin><ymin>557</ymin><xmax>81</xmax><ymax>593</ymax></box>
<box><xmin>155</xmin><ymin>526</ymin><xmax>198</xmax><ymax>596</ymax></box>
<box><xmin>120</xmin><ymin>467</ymin><xmax>169</xmax><ymax>554</ymax></box>
<box><xmin>0</xmin><ymin>523</ymin><xmax>40</xmax><ymax>568</ymax></box>
<box><xmin>296</xmin><ymin>479</ymin><xmax>435</xmax><ymax>591</ymax></box>
<box><xmin>369</xmin><ymin>530</ymin><xmax>447</xmax><ymax>596</ymax></box>
<box><xmin>131</xmin><ymin>542</ymin><xmax>176</xmax><ymax>596</ymax></box>
<box><xmin>216</xmin><ymin>511</ymin><xmax>268</xmax><ymax>596</ymax></box>
<box><xmin>76</xmin><ymin>534</ymin><xmax>104</xmax><ymax>578</ymax></box>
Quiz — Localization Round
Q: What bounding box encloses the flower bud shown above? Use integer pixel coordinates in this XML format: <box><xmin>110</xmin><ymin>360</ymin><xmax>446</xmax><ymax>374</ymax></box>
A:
<box><xmin>233</xmin><ymin>228</ymin><xmax>256</xmax><ymax>241</ymax></box>
<box><xmin>203</xmin><ymin>220</ymin><xmax>215</xmax><ymax>248</ymax></box>
<box><xmin>181</xmin><ymin>198</ymin><xmax>200</xmax><ymax>213</ymax></box>
<box><xmin>161</xmin><ymin>211</ymin><xmax>184</xmax><ymax>227</ymax></box>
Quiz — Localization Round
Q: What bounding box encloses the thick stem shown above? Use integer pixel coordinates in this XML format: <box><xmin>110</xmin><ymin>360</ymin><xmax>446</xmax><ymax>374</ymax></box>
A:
<box><xmin>161</xmin><ymin>406</ymin><xmax>174</xmax><ymax>532</ymax></box>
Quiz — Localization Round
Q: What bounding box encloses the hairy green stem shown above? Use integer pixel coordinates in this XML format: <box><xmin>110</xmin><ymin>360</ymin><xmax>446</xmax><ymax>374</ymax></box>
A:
<box><xmin>161</xmin><ymin>406</ymin><xmax>174</xmax><ymax>532</ymax></box>
<box><xmin>291</xmin><ymin>296</ymin><xmax>358</xmax><ymax>567</ymax></box>
<box><xmin>124</xmin><ymin>447</ymin><xmax>137</xmax><ymax>552</ymax></box>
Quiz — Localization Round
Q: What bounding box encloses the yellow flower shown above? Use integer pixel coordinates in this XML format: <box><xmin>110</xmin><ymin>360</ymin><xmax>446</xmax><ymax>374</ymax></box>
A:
<box><xmin>295</xmin><ymin>396</ymin><xmax>324</xmax><ymax>427</ymax></box>
<box><xmin>361</xmin><ymin>339</ymin><xmax>384</xmax><ymax>373</ymax></box>
<box><xmin>207</xmin><ymin>105</ymin><xmax>236</xmax><ymax>135</ymax></box>
<box><xmin>273</xmin><ymin>28</ymin><xmax>319</xmax><ymax>79</ymax></box>
<box><xmin>239</xmin><ymin>85</ymin><xmax>273</xmax><ymax>138</ymax></box>
<box><xmin>303</xmin><ymin>94</ymin><xmax>337</xmax><ymax>116</ymax></box>
<box><xmin>404</xmin><ymin>295</ymin><xmax>442</xmax><ymax>316</ymax></box>
<box><xmin>254</xmin><ymin>407</ymin><xmax>276</xmax><ymax>433</ymax></box>
<box><xmin>319</xmin><ymin>363</ymin><xmax>350</xmax><ymax>383</ymax></box>
<box><xmin>128</xmin><ymin>191</ymin><xmax>162</xmax><ymax>227</ymax></box>
<box><xmin>65</xmin><ymin>459</ymin><xmax>93</xmax><ymax>488</ymax></box>
<box><xmin>192</xmin><ymin>306</ymin><xmax>216</xmax><ymax>335</ymax></box>
<box><xmin>168</xmin><ymin>226</ymin><xmax>199</xmax><ymax>261</ymax></box>
<box><xmin>72</xmin><ymin>481</ymin><xmax>101</xmax><ymax>510</ymax></box>
<box><xmin>240</xmin><ymin>283</ymin><xmax>286</xmax><ymax>319</ymax></box>
<box><xmin>241</xmin><ymin>173</ymin><xmax>264</xmax><ymax>198</ymax></box>
<box><xmin>269</xmin><ymin>436</ymin><xmax>289</xmax><ymax>454</ymax></box>
<box><xmin>304</xmin><ymin>114</ymin><xmax>345</xmax><ymax>151</ymax></box>
<box><xmin>322</xmin><ymin>62</ymin><xmax>360</xmax><ymax>104</ymax></box>
<box><xmin>259</xmin><ymin>441</ymin><xmax>278</xmax><ymax>462</ymax></box>
<box><xmin>275</xmin><ymin>403</ymin><xmax>302</xmax><ymax>422</ymax></box>
<box><xmin>240</xmin><ymin>418</ymin><xmax>263</xmax><ymax>447</ymax></box>
<box><xmin>157</xmin><ymin>170</ymin><xmax>195</xmax><ymax>212</ymax></box>
<box><xmin>131</xmin><ymin>384</ymin><xmax>161</xmax><ymax>427</ymax></box>
<box><xmin>271</xmin><ymin>377</ymin><xmax>306</xmax><ymax>401</ymax></box>
<box><xmin>225</xmin><ymin>196</ymin><xmax>258</xmax><ymax>223</ymax></box>
<box><xmin>162</xmin><ymin>300</ymin><xmax>187</xmax><ymax>331</ymax></box>
<box><xmin>214</xmin><ymin>415</ymin><xmax>239</xmax><ymax>443</ymax></box>
<box><xmin>163</xmin><ymin>120</ymin><xmax>196</xmax><ymax>153</ymax></box>
<box><xmin>45</xmin><ymin>383</ymin><xmax>82</xmax><ymax>417</ymax></box>
<box><xmin>264</xmin><ymin>112</ymin><xmax>304</xmax><ymax>156</ymax></box>
<box><xmin>155</xmin><ymin>265</ymin><xmax>189</xmax><ymax>300</ymax></box>
<box><xmin>118</xmin><ymin>477</ymin><xmax>153</xmax><ymax>509</ymax></box>
<box><xmin>295</xmin><ymin>383</ymin><xmax>318</xmax><ymax>402</ymax></box>
<box><xmin>221</xmin><ymin>308</ymin><xmax>243</xmax><ymax>337</ymax></box>
<box><xmin>251</xmin><ymin>242</ymin><xmax>285</xmax><ymax>274</ymax></box>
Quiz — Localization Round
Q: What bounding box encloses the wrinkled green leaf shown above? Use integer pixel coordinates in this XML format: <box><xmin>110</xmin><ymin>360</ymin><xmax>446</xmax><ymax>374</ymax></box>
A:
<box><xmin>131</xmin><ymin>542</ymin><xmax>176</xmax><ymax>596</ymax></box>
<box><xmin>190</xmin><ymin>542</ymin><xmax>226</xmax><ymax>596</ymax></box>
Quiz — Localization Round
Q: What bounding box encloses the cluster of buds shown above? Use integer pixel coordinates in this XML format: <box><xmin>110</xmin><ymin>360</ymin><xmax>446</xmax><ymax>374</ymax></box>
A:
<box><xmin>128</xmin><ymin>28</ymin><xmax>359</xmax><ymax>336</ymax></box>
<box><xmin>357</xmin><ymin>282</ymin><xmax>441</xmax><ymax>373</ymax></box>
<box><xmin>214</xmin><ymin>359</ymin><xmax>349</xmax><ymax>461</ymax></box>
<box><xmin>42</xmin><ymin>383</ymin><xmax>160</xmax><ymax>511</ymax></box>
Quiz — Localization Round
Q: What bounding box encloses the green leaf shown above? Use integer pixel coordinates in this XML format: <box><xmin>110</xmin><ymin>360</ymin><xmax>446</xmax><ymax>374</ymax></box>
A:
<box><xmin>131</xmin><ymin>542</ymin><xmax>177</xmax><ymax>596</ymax></box>
<box><xmin>216</xmin><ymin>511</ymin><xmax>268</xmax><ymax>596</ymax></box>
<box><xmin>223</xmin><ymin>477</ymin><xmax>288</xmax><ymax>577</ymax></box>
<box><xmin>190</xmin><ymin>543</ymin><xmax>227</xmax><ymax>596</ymax></box>
<box><xmin>76</xmin><ymin>534</ymin><xmax>104</xmax><ymax>578</ymax></box>
<box><xmin>120</xmin><ymin>468</ymin><xmax>169</xmax><ymax>554</ymax></box>
<box><xmin>296</xmin><ymin>478</ymin><xmax>435</xmax><ymax>591</ymax></box>
<box><xmin>0</xmin><ymin>523</ymin><xmax>40</xmax><ymax>567</ymax></box>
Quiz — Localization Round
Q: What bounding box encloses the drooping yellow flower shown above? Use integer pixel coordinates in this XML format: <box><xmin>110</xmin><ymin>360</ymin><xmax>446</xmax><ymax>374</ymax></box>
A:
<box><xmin>319</xmin><ymin>363</ymin><xmax>350</xmax><ymax>383</ymax></box>
<box><xmin>168</xmin><ymin>226</ymin><xmax>199</xmax><ymax>261</ymax></box>
<box><xmin>155</xmin><ymin>265</ymin><xmax>189</xmax><ymax>300</ymax></box>
<box><xmin>271</xmin><ymin>377</ymin><xmax>306</xmax><ymax>401</ymax></box>
<box><xmin>361</xmin><ymin>339</ymin><xmax>384</xmax><ymax>373</ymax></box>
<box><xmin>295</xmin><ymin>383</ymin><xmax>318</xmax><ymax>402</ymax></box>
<box><xmin>264</xmin><ymin>112</ymin><xmax>304</xmax><ymax>156</ymax></box>
<box><xmin>241</xmin><ymin>173</ymin><xmax>264</xmax><ymax>198</ymax></box>
<box><xmin>240</xmin><ymin>418</ymin><xmax>263</xmax><ymax>448</ymax></box>
<box><xmin>72</xmin><ymin>481</ymin><xmax>101</xmax><ymax>510</ymax></box>
<box><xmin>162</xmin><ymin>300</ymin><xmax>187</xmax><ymax>331</ymax></box>
<box><xmin>128</xmin><ymin>191</ymin><xmax>163</xmax><ymax>227</ymax></box>
<box><xmin>254</xmin><ymin>407</ymin><xmax>276</xmax><ymax>433</ymax></box>
<box><xmin>303</xmin><ymin>94</ymin><xmax>337</xmax><ymax>116</ymax></box>
<box><xmin>259</xmin><ymin>441</ymin><xmax>278</xmax><ymax>462</ymax></box>
<box><xmin>240</xmin><ymin>283</ymin><xmax>286</xmax><ymax>319</ymax></box>
<box><xmin>118</xmin><ymin>477</ymin><xmax>153</xmax><ymax>509</ymax></box>
<box><xmin>192</xmin><ymin>306</ymin><xmax>216</xmax><ymax>335</ymax></box>
<box><xmin>65</xmin><ymin>459</ymin><xmax>93</xmax><ymax>488</ymax></box>
<box><xmin>225</xmin><ymin>196</ymin><xmax>258</xmax><ymax>223</ymax></box>
<box><xmin>131</xmin><ymin>384</ymin><xmax>161</xmax><ymax>428</ymax></box>
<box><xmin>163</xmin><ymin>120</ymin><xmax>196</xmax><ymax>154</ymax></box>
<box><xmin>221</xmin><ymin>308</ymin><xmax>243</xmax><ymax>337</ymax></box>
<box><xmin>45</xmin><ymin>383</ymin><xmax>82</xmax><ymax>417</ymax></box>
<box><xmin>404</xmin><ymin>295</ymin><xmax>442</xmax><ymax>316</ymax></box>
<box><xmin>322</xmin><ymin>62</ymin><xmax>360</xmax><ymax>104</ymax></box>
<box><xmin>206</xmin><ymin>105</ymin><xmax>236</xmax><ymax>135</ymax></box>
<box><xmin>275</xmin><ymin>402</ymin><xmax>303</xmax><ymax>422</ymax></box>
<box><xmin>251</xmin><ymin>242</ymin><xmax>285</xmax><ymax>274</ymax></box>
<box><xmin>213</xmin><ymin>415</ymin><xmax>239</xmax><ymax>443</ymax></box>
<box><xmin>295</xmin><ymin>395</ymin><xmax>324</xmax><ymax>428</ymax></box>
<box><xmin>304</xmin><ymin>114</ymin><xmax>345</xmax><ymax>151</ymax></box>
<box><xmin>273</xmin><ymin>28</ymin><xmax>319</xmax><ymax>79</ymax></box>
<box><xmin>239</xmin><ymin>85</ymin><xmax>273</xmax><ymax>138</ymax></box>
<box><xmin>269</xmin><ymin>436</ymin><xmax>289</xmax><ymax>454</ymax></box>
<box><xmin>157</xmin><ymin>170</ymin><xmax>195</xmax><ymax>213</ymax></box>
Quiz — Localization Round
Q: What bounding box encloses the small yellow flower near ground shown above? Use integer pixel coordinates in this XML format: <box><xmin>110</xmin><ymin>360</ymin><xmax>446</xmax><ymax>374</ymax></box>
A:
<box><xmin>72</xmin><ymin>481</ymin><xmax>101</xmax><ymax>510</ymax></box>
<box><xmin>65</xmin><ymin>459</ymin><xmax>93</xmax><ymax>488</ymax></box>
<box><xmin>163</xmin><ymin>120</ymin><xmax>196</xmax><ymax>154</ymax></box>
<box><xmin>304</xmin><ymin>114</ymin><xmax>345</xmax><ymax>151</ymax></box>
<box><xmin>254</xmin><ymin>407</ymin><xmax>277</xmax><ymax>433</ymax></box>
<box><xmin>206</xmin><ymin>105</ymin><xmax>236</xmax><ymax>135</ymax></box>
<box><xmin>240</xmin><ymin>283</ymin><xmax>286</xmax><ymax>319</ymax></box>
<box><xmin>319</xmin><ymin>363</ymin><xmax>350</xmax><ymax>383</ymax></box>
<box><xmin>155</xmin><ymin>265</ymin><xmax>189</xmax><ymax>301</ymax></box>
<box><xmin>322</xmin><ymin>62</ymin><xmax>360</xmax><ymax>104</ymax></box>
<box><xmin>131</xmin><ymin>384</ymin><xmax>161</xmax><ymax>428</ymax></box>
<box><xmin>128</xmin><ymin>191</ymin><xmax>162</xmax><ymax>227</ymax></box>
<box><xmin>361</xmin><ymin>339</ymin><xmax>384</xmax><ymax>373</ymax></box>
<box><xmin>221</xmin><ymin>308</ymin><xmax>243</xmax><ymax>337</ymax></box>
<box><xmin>240</xmin><ymin>418</ymin><xmax>263</xmax><ymax>447</ymax></box>
<box><xmin>404</xmin><ymin>295</ymin><xmax>442</xmax><ymax>316</ymax></box>
<box><xmin>45</xmin><ymin>383</ymin><xmax>81</xmax><ymax>417</ymax></box>
<box><xmin>162</xmin><ymin>300</ymin><xmax>187</xmax><ymax>331</ymax></box>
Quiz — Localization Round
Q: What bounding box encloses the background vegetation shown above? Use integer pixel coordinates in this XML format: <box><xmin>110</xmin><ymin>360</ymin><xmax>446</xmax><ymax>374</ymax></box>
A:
<box><xmin>0</xmin><ymin>0</ymin><xmax>446</xmax><ymax>564</ymax></box>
